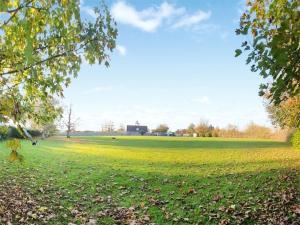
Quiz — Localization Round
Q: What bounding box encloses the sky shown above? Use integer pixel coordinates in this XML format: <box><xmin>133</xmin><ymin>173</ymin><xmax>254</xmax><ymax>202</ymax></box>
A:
<box><xmin>64</xmin><ymin>0</ymin><xmax>271</xmax><ymax>131</ymax></box>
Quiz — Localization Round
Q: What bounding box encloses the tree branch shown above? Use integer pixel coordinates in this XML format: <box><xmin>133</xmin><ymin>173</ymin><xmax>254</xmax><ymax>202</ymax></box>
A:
<box><xmin>0</xmin><ymin>0</ymin><xmax>34</xmax><ymax>28</ymax></box>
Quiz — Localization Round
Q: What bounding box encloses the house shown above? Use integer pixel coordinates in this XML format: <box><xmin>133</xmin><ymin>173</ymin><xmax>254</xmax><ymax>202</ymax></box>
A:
<box><xmin>126</xmin><ymin>125</ymin><xmax>148</xmax><ymax>135</ymax></box>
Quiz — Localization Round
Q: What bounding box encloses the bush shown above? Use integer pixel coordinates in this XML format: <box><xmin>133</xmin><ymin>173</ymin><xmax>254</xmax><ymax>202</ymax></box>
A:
<box><xmin>291</xmin><ymin>129</ymin><xmax>300</xmax><ymax>148</ymax></box>
<box><xmin>6</xmin><ymin>138</ymin><xmax>21</xmax><ymax>151</ymax></box>
<box><xmin>6</xmin><ymin>138</ymin><xmax>23</xmax><ymax>162</ymax></box>
<box><xmin>0</xmin><ymin>126</ymin><xmax>9</xmax><ymax>140</ymax></box>
<box><xmin>285</xmin><ymin>129</ymin><xmax>295</xmax><ymax>143</ymax></box>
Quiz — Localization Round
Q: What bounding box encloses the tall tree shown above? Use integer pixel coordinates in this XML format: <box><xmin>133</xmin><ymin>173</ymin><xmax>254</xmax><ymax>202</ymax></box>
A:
<box><xmin>153</xmin><ymin>124</ymin><xmax>169</xmax><ymax>133</ymax></box>
<box><xmin>63</xmin><ymin>105</ymin><xmax>78</xmax><ymax>138</ymax></box>
<box><xmin>29</xmin><ymin>98</ymin><xmax>62</xmax><ymax>138</ymax></box>
<box><xmin>236</xmin><ymin>0</ymin><xmax>300</xmax><ymax>104</ymax></box>
<box><xmin>187</xmin><ymin>123</ymin><xmax>195</xmax><ymax>135</ymax></box>
<box><xmin>0</xmin><ymin>0</ymin><xmax>117</xmax><ymax>140</ymax></box>
<box><xmin>102</xmin><ymin>121</ymin><xmax>115</xmax><ymax>133</ymax></box>
<box><xmin>195</xmin><ymin>120</ymin><xmax>213</xmax><ymax>137</ymax></box>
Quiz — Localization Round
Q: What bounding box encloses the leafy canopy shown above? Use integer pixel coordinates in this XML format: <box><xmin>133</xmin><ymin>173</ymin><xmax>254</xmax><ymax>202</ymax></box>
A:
<box><xmin>0</xmin><ymin>0</ymin><xmax>117</xmax><ymax>132</ymax></box>
<box><xmin>266</xmin><ymin>95</ymin><xmax>300</xmax><ymax>128</ymax></box>
<box><xmin>6</xmin><ymin>138</ymin><xmax>23</xmax><ymax>162</ymax></box>
<box><xmin>153</xmin><ymin>124</ymin><xmax>169</xmax><ymax>133</ymax></box>
<box><xmin>236</xmin><ymin>0</ymin><xmax>300</xmax><ymax>104</ymax></box>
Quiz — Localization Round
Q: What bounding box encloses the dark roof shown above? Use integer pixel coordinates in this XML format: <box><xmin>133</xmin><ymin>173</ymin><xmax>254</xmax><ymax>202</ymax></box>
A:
<box><xmin>126</xmin><ymin>125</ymin><xmax>148</xmax><ymax>133</ymax></box>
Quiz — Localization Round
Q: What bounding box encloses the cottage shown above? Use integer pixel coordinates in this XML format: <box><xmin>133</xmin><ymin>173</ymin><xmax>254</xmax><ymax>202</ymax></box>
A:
<box><xmin>126</xmin><ymin>125</ymin><xmax>148</xmax><ymax>135</ymax></box>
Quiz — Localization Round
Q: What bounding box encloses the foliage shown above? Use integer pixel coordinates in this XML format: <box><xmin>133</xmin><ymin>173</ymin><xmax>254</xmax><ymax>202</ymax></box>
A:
<box><xmin>0</xmin><ymin>126</ymin><xmax>9</xmax><ymax>140</ymax></box>
<box><xmin>266</xmin><ymin>95</ymin><xmax>300</xmax><ymax>128</ymax></box>
<box><xmin>41</xmin><ymin>124</ymin><xmax>58</xmax><ymax>138</ymax></box>
<box><xmin>152</xmin><ymin>124</ymin><xmax>169</xmax><ymax>133</ymax></box>
<box><xmin>236</xmin><ymin>0</ymin><xmax>300</xmax><ymax>104</ymax></box>
<box><xmin>0</xmin><ymin>0</ymin><xmax>117</xmax><ymax>135</ymax></box>
<box><xmin>176</xmin><ymin>122</ymin><xmax>280</xmax><ymax>139</ymax></box>
<box><xmin>5</xmin><ymin>138</ymin><xmax>21</xmax><ymax>151</ymax></box>
<box><xmin>291</xmin><ymin>129</ymin><xmax>300</xmax><ymax>148</ymax></box>
<box><xmin>29</xmin><ymin>98</ymin><xmax>62</xmax><ymax>138</ymax></box>
<box><xmin>244</xmin><ymin>122</ymin><xmax>272</xmax><ymax>139</ymax></box>
<box><xmin>5</xmin><ymin>138</ymin><xmax>23</xmax><ymax>162</ymax></box>
<box><xmin>194</xmin><ymin>120</ymin><xmax>214</xmax><ymax>137</ymax></box>
<box><xmin>187</xmin><ymin>123</ymin><xmax>195</xmax><ymax>135</ymax></box>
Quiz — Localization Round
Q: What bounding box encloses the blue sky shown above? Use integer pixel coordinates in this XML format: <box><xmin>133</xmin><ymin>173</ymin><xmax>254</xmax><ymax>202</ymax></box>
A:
<box><xmin>64</xmin><ymin>0</ymin><xmax>270</xmax><ymax>131</ymax></box>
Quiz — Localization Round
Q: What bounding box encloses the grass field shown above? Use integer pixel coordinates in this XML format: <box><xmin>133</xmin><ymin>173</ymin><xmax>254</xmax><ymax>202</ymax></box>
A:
<box><xmin>0</xmin><ymin>136</ymin><xmax>300</xmax><ymax>225</ymax></box>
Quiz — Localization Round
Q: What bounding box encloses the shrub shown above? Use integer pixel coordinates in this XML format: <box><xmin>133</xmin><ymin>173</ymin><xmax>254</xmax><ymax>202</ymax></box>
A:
<box><xmin>285</xmin><ymin>129</ymin><xmax>295</xmax><ymax>143</ymax></box>
<box><xmin>291</xmin><ymin>129</ymin><xmax>300</xmax><ymax>149</ymax></box>
<box><xmin>6</xmin><ymin>138</ymin><xmax>23</xmax><ymax>162</ymax></box>
<box><xmin>0</xmin><ymin>126</ymin><xmax>9</xmax><ymax>140</ymax></box>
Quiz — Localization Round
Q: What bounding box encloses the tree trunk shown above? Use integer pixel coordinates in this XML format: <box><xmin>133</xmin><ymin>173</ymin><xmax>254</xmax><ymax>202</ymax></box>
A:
<box><xmin>66</xmin><ymin>106</ymin><xmax>72</xmax><ymax>138</ymax></box>
<box><xmin>17</xmin><ymin>124</ymin><xmax>33</xmax><ymax>143</ymax></box>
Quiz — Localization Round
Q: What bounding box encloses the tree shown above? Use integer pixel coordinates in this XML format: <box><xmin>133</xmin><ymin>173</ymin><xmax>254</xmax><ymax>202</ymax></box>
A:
<box><xmin>29</xmin><ymin>98</ymin><xmax>62</xmax><ymax>138</ymax></box>
<box><xmin>236</xmin><ymin>0</ymin><xmax>300</xmax><ymax>104</ymax></box>
<box><xmin>187</xmin><ymin>123</ymin><xmax>195</xmax><ymax>135</ymax></box>
<box><xmin>244</xmin><ymin>122</ymin><xmax>272</xmax><ymax>139</ymax></box>
<box><xmin>101</xmin><ymin>121</ymin><xmax>115</xmax><ymax>133</ymax></box>
<box><xmin>195</xmin><ymin>120</ymin><xmax>214</xmax><ymax>137</ymax></box>
<box><xmin>222</xmin><ymin>124</ymin><xmax>241</xmax><ymax>138</ymax></box>
<box><xmin>40</xmin><ymin>124</ymin><xmax>58</xmax><ymax>138</ymax></box>
<box><xmin>175</xmin><ymin>129</ymin><xmax>187</xmax><ymax>136</ymax></box>
<box><xmin>0</xmin><ymin>0</ymin><xmax>117</xmax><ymax>141</ymax></box>
<box><xmin>266</xmin><ymin>95</ymin><xmax>300</xmax><ymax>128</ymax></box>
<box><xmin>117</xmin><ymin>124</ymin><xmax>125</xmax><ymax>132</ymax></box>
<box><xmin>63</xmin><ymin>105</ymin><xmax>78</xmax><ymax>138</ymax></box>
<box><xmin>153</xmin><ymin>124</ymin><xmax>169</xmax><ymax>133</ymax></box>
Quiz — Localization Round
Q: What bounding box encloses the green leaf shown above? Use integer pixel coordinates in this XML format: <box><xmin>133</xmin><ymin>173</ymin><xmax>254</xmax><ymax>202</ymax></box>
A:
<box><xmin>235</xmin><ymin>49</ymin><xmax>242</xmax><ymax>57</ymax></box>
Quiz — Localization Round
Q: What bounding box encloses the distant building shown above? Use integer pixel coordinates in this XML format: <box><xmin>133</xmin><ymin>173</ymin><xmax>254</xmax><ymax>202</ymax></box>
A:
<box><xmin>152</xmin><ymin>131</ymin><xmax>175</xmax><ymax>136</ymax></box>
<box><xmin>126</xmin><ymin>125</ymin><xmax>148</xmax><ymax>135</ymax></box>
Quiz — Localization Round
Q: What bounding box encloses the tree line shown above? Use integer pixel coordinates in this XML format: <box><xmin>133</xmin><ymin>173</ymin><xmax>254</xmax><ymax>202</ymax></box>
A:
<box><xmin>175</xmin><ymin>121</ymin><xmax>287</xmax><ymax>140</ymax></box>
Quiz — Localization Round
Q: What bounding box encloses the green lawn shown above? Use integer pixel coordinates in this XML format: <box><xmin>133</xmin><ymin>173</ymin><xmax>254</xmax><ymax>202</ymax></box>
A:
<box><xmin>0</xmin><ymin>136</ymin><xmax>300</xmax><ymax>225</ymax></box>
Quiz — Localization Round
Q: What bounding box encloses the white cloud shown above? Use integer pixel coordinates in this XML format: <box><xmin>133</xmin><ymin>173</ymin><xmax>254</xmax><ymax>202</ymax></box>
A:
<box><xmin>111</xmin><ymin>1</ymin><xmax>185</xmax><ymax>32</ymax></box>
<box><xmin>116</xmin><ymin>45</ymin><xmax>127</xmax><ymax>56</ymax></box>
<box><xmin>82</xmin><ymin>1</ymin><xmax>212</xmax><ymax>35</ymax></box>
<box><xmin>173</xmin><ymin>10</ymin><xmax>211</xmax><ymax>29</ymax></box>
<box><xmin>192</xmin><ymin>96</ymin><xmax>211</xmax><ymax>104</ymax></box>
<box><xmin>83</xmin><ymin>86</ymin><xmax>113</xmax><ymax>95</ymax></box>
